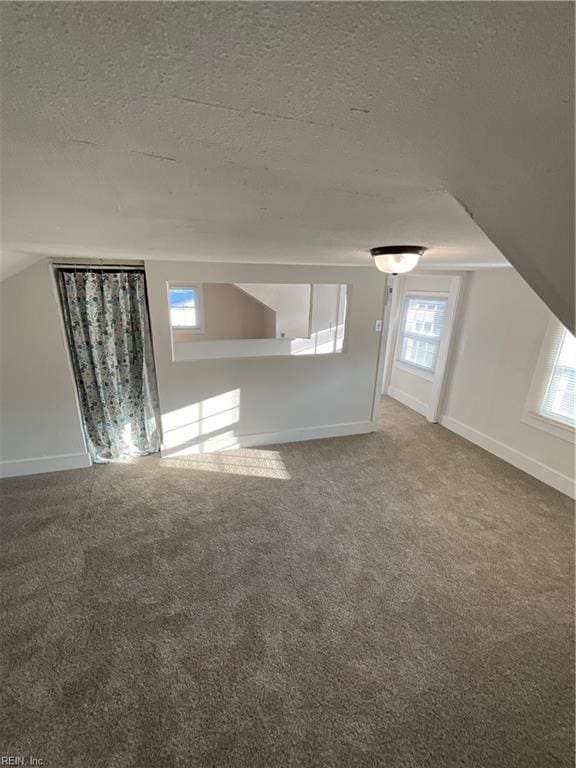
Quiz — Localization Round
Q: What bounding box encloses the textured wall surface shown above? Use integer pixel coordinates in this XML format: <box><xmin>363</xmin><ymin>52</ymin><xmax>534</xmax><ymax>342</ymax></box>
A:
<box><xmin>0</xmin><ymin>3</ymin><xmax>573</xmax><ymax>326</ymax></box>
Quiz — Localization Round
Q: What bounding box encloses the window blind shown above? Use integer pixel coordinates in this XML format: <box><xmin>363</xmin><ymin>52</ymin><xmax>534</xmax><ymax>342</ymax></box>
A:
<box><xmin>397</xmin><ymin>296</ymin><xmax>448</xmax><ymax>372</ymax></box>
<box><xmin>539</xmin><ymin>327</ymin><xmax>576</xmax><ymax>427</ymax></box>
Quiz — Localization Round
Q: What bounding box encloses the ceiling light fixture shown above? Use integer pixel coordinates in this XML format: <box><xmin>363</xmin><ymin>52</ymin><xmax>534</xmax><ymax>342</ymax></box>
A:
<box><xmin>370</xmin><ymin>245</ymin><xmax>427</xmax><ymax>275</ymax></box>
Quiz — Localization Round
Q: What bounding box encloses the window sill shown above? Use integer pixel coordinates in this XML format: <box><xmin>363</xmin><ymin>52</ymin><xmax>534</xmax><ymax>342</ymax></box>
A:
<box><xmin>521</xmin><ymin>409</ymin><xmax>575</xmax><ymax>444</ymax></box>
<box><xmin>395</xmin><ymin>360</ymin><xmax>435</xmax><ymax>381</ymax></box>
<box><xmin>172</xmin><ymin>337</ymin><xmax>346</xmax><ymax>362</ymax></box>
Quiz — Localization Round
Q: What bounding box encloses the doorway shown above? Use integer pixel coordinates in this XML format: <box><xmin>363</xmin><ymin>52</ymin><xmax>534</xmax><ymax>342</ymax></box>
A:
<box><xmin>56</xmin><ymin>266</ymin><xmax>162</xmax><ymax>462</ymax></box>
<box><xmin>381</xmin><ymin>274</ymin><xmax>464</xmax><ymax>423</ymax></box>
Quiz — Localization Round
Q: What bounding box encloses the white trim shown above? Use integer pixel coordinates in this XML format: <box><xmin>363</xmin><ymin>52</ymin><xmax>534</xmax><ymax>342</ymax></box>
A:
<box><xmin>522</xmin><ymin>410</ymin><xmax>575</xmax><ymax>444</ymax></box>
<box><xmin>2</xmin><ymin>256</ymin><xmax>511</xmax><ymax>284</ymax></box>
<box><xmin>161</xmin><ymin>420</ymin><xmax>376</xmax><ymax>457</ymax></box>
<box><xmin>0</xmin><ymin>452</ymin><xmax>92</xmax><ymax>479</ymax></box>
<box><xmin>395</xmin><ymin>360</ymin><xmax>435</xmax><ymax>381</ymax></box>
<box><xmin>427</xmin><ymin>275</ymin><xmax>464</xmax><ymax>423</ymax></box>
<box><xmin>381</xmin><ymin>275</ymin><xmax>403</xmax><ymax>395</ymax></box>
<box><xmin>523</xmin><ymin>316</ymin><xmax>575</xmax><ymax>440</ymax></box>
<box><xmin>167</xmin><ymin>281</ymin><xmax>205</xmax><ymax>333</ymax></box>
<box><xmin>172</xmin><ymin>335</ymin><xmax>347</xmax><ymax>361</ymax></box>
<box><xmin>387</xmin><ymin>387</ymin><xmax>429</xmax><ymax>418</ymax></box>
<box><xmin>370</xmin><ymin>278</ymin><xmax>390</xmax><ymax>423</ymax></box>
<box><xmin>439</xmin><ymin>415</ymin><xmax>575</xmax><ymax>499</ymax></box>
<box><xmin>416</xmin><ymin>262</ymin><xmax>511</xmax><ymax>271</ymax></box>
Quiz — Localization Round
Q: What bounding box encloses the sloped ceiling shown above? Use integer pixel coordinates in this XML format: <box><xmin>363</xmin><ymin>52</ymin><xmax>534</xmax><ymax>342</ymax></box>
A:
<box><xmin>0</xmin><ymin>2</ymin><xmax>573</xmax><ymax>327</ymax></box>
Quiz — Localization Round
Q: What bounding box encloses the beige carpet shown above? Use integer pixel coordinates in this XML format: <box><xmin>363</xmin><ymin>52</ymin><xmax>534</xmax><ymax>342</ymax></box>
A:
<box><xmin>1</xmin><ymin>397</ymin><xmax>573</xmax><ymax>767</ymax></box>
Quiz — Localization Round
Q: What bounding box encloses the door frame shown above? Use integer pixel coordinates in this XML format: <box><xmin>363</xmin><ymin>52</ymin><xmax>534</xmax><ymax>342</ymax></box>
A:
<box><xmin>381</xmin><ymin>273</ymin><xmax>465</xmax><ymax>423</ymax></box>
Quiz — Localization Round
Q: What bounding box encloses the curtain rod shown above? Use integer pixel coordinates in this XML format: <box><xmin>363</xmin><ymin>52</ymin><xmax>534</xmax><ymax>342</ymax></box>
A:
<box><xmin>51</xmin><ymin>263</ymin><xmax>145</xmax><ymax>271</ymax></box>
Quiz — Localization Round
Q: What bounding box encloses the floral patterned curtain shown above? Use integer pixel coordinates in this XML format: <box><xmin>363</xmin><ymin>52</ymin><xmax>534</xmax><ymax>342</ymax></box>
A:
<box><xmin>57</xmin><ymin>268</ymin><xmax>161</xmax><ymax>463</ymax></box>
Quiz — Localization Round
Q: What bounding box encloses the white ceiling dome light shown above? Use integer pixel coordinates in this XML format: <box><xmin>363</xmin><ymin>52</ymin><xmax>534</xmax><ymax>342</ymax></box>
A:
<box><xmin>370</xmin><ymin>246</ymin><xmax>427</xmax><ymax>274</ymax></box>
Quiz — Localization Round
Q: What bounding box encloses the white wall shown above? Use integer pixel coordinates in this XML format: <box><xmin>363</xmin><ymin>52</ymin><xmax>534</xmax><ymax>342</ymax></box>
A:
<box><xmin>235</xmin><ymin>283</ymin><xmax>311</xmax><ymax>338</ymax></box>
<box><xmin>440</xmin><ymin>268</ymin><xmax>574</xmax><ymax>497</ymax></box>
<box><xmin>145</xmin><ymin>261</ymin><xmax>386</xmax><ymax>455</ymax></box>
<box><xmin>0</xmin><ymin>260</ymin><xmax>89</xmax><ymax>476</ymax></box>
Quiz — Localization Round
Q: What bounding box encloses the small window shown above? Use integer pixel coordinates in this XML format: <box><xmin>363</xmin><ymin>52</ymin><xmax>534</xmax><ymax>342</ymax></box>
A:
<box><xmin>397</xmin><ymin>295</ymin><xmax>447</xmax><ymax>373</ymax></box>
<box><xmin>169</xmin><ymin>285</ymin><xmax>202</xmax><ymax>330</ymax></box>
<box><xmin>538</xmin><ymin>327</ymin><xmax>576</xmax><ymax>427</ymax></box>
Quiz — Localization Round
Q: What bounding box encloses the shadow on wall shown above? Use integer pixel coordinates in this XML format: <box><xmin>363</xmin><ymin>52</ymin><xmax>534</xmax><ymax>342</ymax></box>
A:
<box><xmin>160</xmin><ymin>388</ymin><xmax>291</xmax><ymax>479</ymax></box>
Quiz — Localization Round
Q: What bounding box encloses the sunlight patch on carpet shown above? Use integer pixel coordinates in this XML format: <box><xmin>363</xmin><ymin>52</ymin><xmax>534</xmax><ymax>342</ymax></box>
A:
<box><xmin>161</xmin><ymin>447</ymin><xmax>291</xmax><ymax>479</ymax></box>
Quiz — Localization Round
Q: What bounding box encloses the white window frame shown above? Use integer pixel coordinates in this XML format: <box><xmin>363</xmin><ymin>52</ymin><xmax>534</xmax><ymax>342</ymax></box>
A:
<box><xmin>394</xmin><ymin>292</ymin><xmax>449</xmax><ymax>380</ymax></box>
<box><xmin>167</xmin><ymin>282</ymin><xmax>204</xmax><ymax>333</ymax></box>
<box><xmin>522</xmin><ymin>316</ymin><xmax>575</xmax><ymax>443</ymax></box>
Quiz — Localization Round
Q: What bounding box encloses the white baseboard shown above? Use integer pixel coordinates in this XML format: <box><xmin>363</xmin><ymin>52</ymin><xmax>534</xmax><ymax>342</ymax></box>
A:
<box><xmin>387</xmin><ymin>387</ymin><xmax>429</xmax><ymax>418</ymax></box>
<box><xmin>0</xmin><ymin>452</ymin><xmax>91</xmax><ymax>479</ymax></box>
<box><xmin>440</xmin><ymin>415</ymin><xmax>575</xmax><ymax>499</ymax></box>
<box><xmin>162</xmin><ymin>420</ymin><xmax>377</xmax><ymax>457</ymax></box>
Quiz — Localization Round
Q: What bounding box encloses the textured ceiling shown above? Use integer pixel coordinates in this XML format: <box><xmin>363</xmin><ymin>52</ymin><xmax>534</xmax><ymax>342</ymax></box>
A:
<box><xmin>0</xmin><ymin>2</ymin><xmax>573</xmax><ymax>325</ymax></box>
